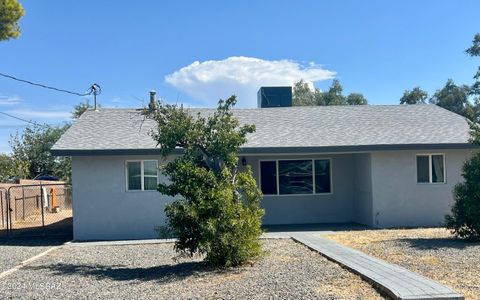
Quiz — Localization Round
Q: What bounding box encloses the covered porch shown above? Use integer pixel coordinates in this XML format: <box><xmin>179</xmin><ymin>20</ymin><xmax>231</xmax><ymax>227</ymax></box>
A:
<box><xmin>242</xmin><ymin>153</ymin><xmax>374</xmax><ymax>227</ymax></box>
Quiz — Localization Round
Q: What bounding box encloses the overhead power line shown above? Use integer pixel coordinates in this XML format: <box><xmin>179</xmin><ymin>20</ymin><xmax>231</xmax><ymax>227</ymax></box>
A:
<box><xmin>0</xmin><ymin>72</ymin><xmax>101</xmax><ymax>97</ymax></box>
<box><xmin>0</xmin><ymin>111</ymin><xmax>38</xmax><ymax>125</ymax></box>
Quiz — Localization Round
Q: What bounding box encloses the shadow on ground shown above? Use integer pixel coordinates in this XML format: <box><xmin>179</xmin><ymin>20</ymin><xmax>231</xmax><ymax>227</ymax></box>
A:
<box><xmin>0</xmin><ymin>236</ymin><xmax>70</xmax><ymax>247</ymax></box>
<box><xmin>25</xmin><ymin>261</ymin><xmax>231</xmax><ymax>283</ymax></box>
<box><xmin>397</xmin><ymin>237</ymin><xmax>480</xmax><ymax>250</ymax></box>
<box><xmin>0</xmin><ymin>217</ymin><xmax>72</xmax><ymax>243</ymax></box>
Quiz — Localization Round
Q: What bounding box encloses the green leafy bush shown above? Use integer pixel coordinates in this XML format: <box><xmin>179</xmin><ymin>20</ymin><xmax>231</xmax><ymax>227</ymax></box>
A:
<box><xmin>145</xmin><ymin>96</ymin><xmax>264</xmax><ymax>267</ymax></box>
<box><xmin>445</xmin><ymin>152</ymin><xmax>480</xmax><ymax>240</ymax></box>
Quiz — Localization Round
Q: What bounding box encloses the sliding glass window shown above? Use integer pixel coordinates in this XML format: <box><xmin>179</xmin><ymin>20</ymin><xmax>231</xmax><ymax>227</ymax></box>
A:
<box><xmin>259</xmin><ymin>159</ymin><xmax>331</xmax><ymax>195</ymax></box>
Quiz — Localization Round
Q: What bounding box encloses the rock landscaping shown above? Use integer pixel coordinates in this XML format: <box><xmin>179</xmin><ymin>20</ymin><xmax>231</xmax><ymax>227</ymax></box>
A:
<box><xmin>0</xmin><ymin>239</ymin><xmax>383</xmax><ymax>299</ymax></box>
<box><xmin>0</xmin><ymin>237</ymin><xmax>68</xmax><ymax>274</ymax></box>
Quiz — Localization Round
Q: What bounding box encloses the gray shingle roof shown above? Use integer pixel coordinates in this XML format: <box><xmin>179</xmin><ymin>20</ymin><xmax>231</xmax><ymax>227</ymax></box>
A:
<box><xmin>51</xmin><ymin>104</ymin><xmax>473</xmax><ymax>155</ymax></box>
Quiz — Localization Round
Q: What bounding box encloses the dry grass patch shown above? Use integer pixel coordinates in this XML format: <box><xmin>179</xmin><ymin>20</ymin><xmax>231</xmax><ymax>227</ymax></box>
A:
<box><xmin>315</xmin><ymin>270</ymin><xmax>384</xmax><ymax>300</ymax></box>
<box><xmin>323</xmin><ymin>228</ymin><xmax>480</xmax><ymax>299</ymax></box>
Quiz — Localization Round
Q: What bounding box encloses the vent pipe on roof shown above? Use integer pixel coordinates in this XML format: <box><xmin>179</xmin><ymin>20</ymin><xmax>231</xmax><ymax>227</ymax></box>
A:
<box><xmin>149</xmin><ymin>90</ymin><xmax>157</xmax><ymax>110</ymax></box>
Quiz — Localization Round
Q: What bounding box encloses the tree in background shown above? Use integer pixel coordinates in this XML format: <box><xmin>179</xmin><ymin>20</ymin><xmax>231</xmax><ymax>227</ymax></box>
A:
<box><xmin>292</xmin><ymin>80</ymin><xmax>316</xmax><ymax>106</ymax></box>
<box><xmin>0</xmin><ymin>0</ymin><xmax>24</xmax><ymax>41</ymax></box>
<box><xmin>293</xmin><ymin>79</ymin><xmax>368</xmax><ymax>106</ymax></box>
<box><xmin>399</xmin><ymin>87</ymin><xmax>428</xmax><ymax>104</ymax></box>
<box><xmin>466</xmin><ymin>33</ymin><xmax>480</xmax><ymax>96</ymax></box>
<box><xmin>9</xmin><ymin>124</ymin><xmax>71</xmax><ymax>183</ymax></box>
<box><xmin>429</xmin><ymin>79</ymin><xmax>472</xmax><ymax>119</ymax></box>
<box><xmin>466</xmin><ymin>33</ymin><xmax>480</xmax><ymax>124</ymax></box>
<box><xmin>346</xmin><ymin>93</ymin><xmax>368</xmax><ymax>105</ymax></box>
<box><xmin>321</xmin><ymin>79</ymin><xmax>346</xmax><ymax>105</ymax></box>
<box><xmin>72</xmin><ymin>100</ymin><xmax>96</xmax><ymax>119</ymax></box>
<box><xmin>0</xmin><ymin>153</ymin><xmax>16</xmax><ymax>181</ymax></box>
<box><xmin>0</xmin><ymin>100</ymin><xmax>98</xmax><ymax>183</ymax></box>
<box><xmin>145</xmin><ymin>96</ymin><xmax>264</xmax><ymax>267</ymax></box>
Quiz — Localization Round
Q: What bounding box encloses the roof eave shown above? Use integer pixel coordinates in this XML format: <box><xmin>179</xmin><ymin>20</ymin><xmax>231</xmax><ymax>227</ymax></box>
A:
<box><xmin>50</xmin><ymin>143</ymin><xmax>478</xmax><ymax>157</ymax></box>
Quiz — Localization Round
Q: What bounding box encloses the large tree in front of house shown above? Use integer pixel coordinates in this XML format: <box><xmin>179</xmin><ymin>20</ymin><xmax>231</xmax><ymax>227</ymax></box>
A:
<box><xmin>399</xmin><ymin>87</ymin><xmax>428</xmax><ymax>105</ymax></box>
<box><xmin>145</xmin><ymin>96</ymin><xmax>264</xmax><ymax>267</ymax></box>
<box><xmin>445</xmin><ymin>152</ymin><xmax>480</xmax><ymax>240</ymax></box>
<box><xmin>445</xmin><ymin>34</ymin><xmax>480</xmax><ymax>240</ymax></box>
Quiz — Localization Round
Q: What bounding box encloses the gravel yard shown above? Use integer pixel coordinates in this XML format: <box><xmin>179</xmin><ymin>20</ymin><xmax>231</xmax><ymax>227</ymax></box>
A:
<box><xmin>323</xmin><ymin>228</ymin><xmax>480</xmax><ymax>299</ymax></box>
<box><xmin>0</xmin><ymin>237</ymin><xmax>68</xmax><ymax>273</ymax></box>
<box><xmin>0</xmin><ymin>239</ymin><xmax>383</xmax><ymax>299</ymax></box>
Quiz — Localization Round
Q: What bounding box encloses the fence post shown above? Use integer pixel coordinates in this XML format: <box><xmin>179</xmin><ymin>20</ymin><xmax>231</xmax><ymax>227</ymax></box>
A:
<box><xmin>14</xmin><ymin>191</ymin><xmax>17</xmax><ymax>221</ymax></box>
<box><xmin>6</xmin><ymin>189</ymin><xmax>11</xmax><ymax>237</ymax></box>
<box><xmin>22</xmin><ymin>186</ymin><xmax>26</xmax><ymax>220</ymax></box>
<box><xmin>1</xmin><ymin>191</ymin><xmax>3</xmax><ymax>228</ymax></box>
<box><xmin>40</xmin><ymin>184</ymin><xmax>45</xmax><ymax>230</ymax></box>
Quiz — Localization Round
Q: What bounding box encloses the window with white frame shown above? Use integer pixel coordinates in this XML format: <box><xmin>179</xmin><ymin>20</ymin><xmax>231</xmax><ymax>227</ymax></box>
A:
<box><xmin>260</xmin><ymin>159</ymin><xmax>331</xmax><ymax>195</ymax></box>
<box><xmin>416</xmin><ymin>154</ymin><xmax>445</xmax><ymax>183</ymax></box>
<box><xmin>126</xmin><ymin>160</ymin><xmax>159</xmax><ymax>191</ymax></box>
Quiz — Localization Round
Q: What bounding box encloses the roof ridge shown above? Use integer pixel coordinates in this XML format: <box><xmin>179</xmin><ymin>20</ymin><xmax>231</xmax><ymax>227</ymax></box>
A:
<box><xmin>90</xmin><ymin>104</ymin><xmax>436</xmax><ymax>111</ymax></box>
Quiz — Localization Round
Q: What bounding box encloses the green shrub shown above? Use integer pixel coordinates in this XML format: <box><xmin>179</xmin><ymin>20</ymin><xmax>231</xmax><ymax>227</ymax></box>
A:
<box><xmin>445</xmin><ymin>152</ymin><xmax>480</xmax><ymax>240</ymax></box>
<box><xmin>146</xmin><ymin>96</ymin><xmax>264</xmax><ymax>267</ymax></box>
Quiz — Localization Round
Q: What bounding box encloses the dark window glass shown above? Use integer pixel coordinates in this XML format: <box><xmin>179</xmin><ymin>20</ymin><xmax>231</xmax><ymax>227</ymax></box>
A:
<box><xmin>279</xmin><ymin>160</ymin><xmax>313</xmax><ymax>194</ymax></box>
<box><xmin>431</xmin><ymin>155</ymin><xmax>445</xmax><ymax>183</ymax></box>
<box><xmin>127</xmin><ymin>161</ymin><xmax>141</xmax><ymax>190</ymax></box>
<box><xmin>260</xmin><ymin>161</ymin><xmax>277</xmax><ymax>195</ymax></box>
<box><xmin>417</xmin><ymin>156</ymin><xmax>429</xmax><ymax>183</ymax></box>
<box><xmin>315</xmin><ymin>160</ymin><xmax>331</xmax><ymax>193</ymax></box>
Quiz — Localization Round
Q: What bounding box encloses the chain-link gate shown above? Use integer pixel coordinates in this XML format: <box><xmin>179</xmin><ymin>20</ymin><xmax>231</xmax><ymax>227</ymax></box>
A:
<box><xmin>0</xmin><ymin>184</ymin><xmax>72</xmax><ymax>238</ymax></box>
<box><xmin>0</xmin><ymin>187</ymin><xmax>8</xmax><ymax>238</ymax></box>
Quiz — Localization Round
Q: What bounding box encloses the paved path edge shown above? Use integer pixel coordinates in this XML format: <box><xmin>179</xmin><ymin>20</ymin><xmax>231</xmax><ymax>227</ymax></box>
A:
<box><xmin>291</xmin><ymin>234</ymin><xmax>464</xmax><ymax>300</ymax></box>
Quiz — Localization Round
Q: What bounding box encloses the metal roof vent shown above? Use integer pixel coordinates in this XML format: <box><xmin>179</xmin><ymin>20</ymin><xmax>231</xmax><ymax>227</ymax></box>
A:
<box><xmin>149</xmin><ymin>90</ymin><xmax>157</xmax><ymax>110</ymax></box>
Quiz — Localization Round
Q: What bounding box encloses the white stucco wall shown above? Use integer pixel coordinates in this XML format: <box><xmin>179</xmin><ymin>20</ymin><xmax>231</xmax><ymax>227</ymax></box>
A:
<box><xmin>71</xmin><ymin>149</ymin><xmax>474</xmax><ymax>240</ymax></box>
<box><xmin>370</xmin><ymin>149</ymin><xmax>474</xmax><ymax>228</ymax></box>
<box><xmin>71</xmin><ymin>155</ymin><xmax>173</xmax><ymax>240</ymax></box>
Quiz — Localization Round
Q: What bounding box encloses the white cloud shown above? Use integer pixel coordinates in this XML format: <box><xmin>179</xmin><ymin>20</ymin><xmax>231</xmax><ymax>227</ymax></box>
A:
<box><xmin>0</xmin><ymin>95</ymin><xmax>21</xmax><ymax>105</ymax></box>
<box><xmin>5</xmin><ymin>109</ymin><xmax>71</xmax><ymax>120</ymax></box>
<box><xmin>165</xmin><ymin>56</ymin><xmax>335</xmax><ymax>107</ymax></box>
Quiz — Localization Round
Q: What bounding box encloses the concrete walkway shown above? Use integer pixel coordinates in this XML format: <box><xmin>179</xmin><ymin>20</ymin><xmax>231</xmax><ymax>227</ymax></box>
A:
<box><xmin>291</xmin><ymin>232</ymin><xmax>463</xmax><ymax>300</ymax></box>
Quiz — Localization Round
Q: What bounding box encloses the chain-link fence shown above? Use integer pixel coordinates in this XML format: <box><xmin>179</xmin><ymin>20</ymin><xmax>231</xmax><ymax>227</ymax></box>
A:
<box><xmin>0</xmin><ymin>184</ymin><xmax>72</xmax><ymax>238</ymax></box>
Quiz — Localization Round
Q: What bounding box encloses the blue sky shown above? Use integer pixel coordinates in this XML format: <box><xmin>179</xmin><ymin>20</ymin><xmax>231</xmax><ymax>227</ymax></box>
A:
<box><xmin>0</xmin><ymin>0</ymin><xmax>479</xmax><ymax>153</ymax></box>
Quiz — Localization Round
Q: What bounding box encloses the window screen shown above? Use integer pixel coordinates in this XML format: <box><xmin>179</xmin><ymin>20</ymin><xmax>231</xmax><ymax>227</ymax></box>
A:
<box><xmin>260</xmin><ymin>161</ymin><xmax>277</xmax><ymax>195</ymax></box>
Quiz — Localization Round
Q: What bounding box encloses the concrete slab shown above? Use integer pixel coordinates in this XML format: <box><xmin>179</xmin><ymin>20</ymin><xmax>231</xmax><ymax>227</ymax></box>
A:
<box><xmin>291</xmin><ymin>232</ymin><xmax>463</xmax><ymax>300</ymax></box>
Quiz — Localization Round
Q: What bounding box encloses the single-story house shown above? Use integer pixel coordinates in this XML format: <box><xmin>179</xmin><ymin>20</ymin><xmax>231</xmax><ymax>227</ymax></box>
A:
<box><xmin>51</xmin><ymin>88</ymin><xmax>477</xmax><ymax>240</ymax></box>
